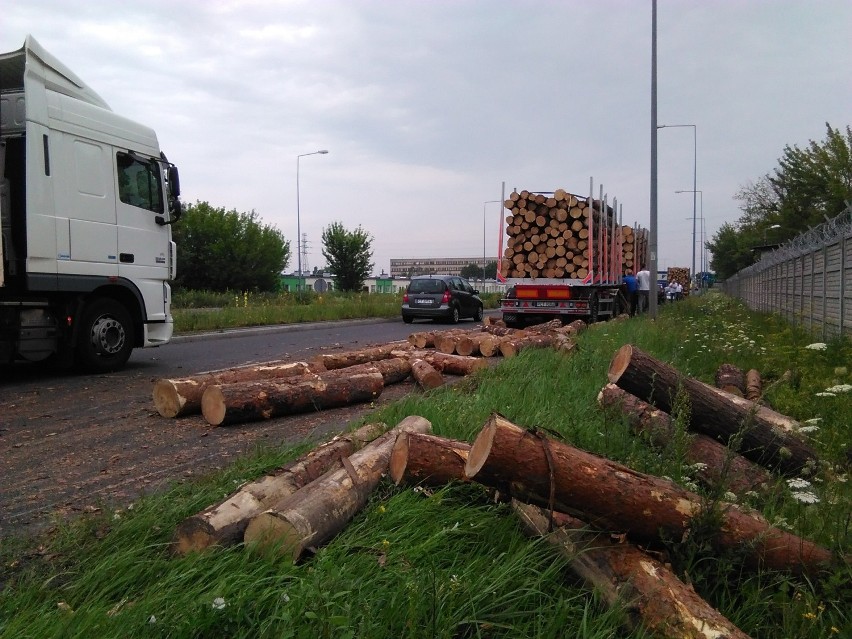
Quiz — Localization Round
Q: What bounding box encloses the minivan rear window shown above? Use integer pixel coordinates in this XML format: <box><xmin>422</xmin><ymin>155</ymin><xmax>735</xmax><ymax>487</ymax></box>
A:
<box><xmin>408</xmin><ymin>279</ymin><xmax>446</xmax><ymax>294</ymax></box>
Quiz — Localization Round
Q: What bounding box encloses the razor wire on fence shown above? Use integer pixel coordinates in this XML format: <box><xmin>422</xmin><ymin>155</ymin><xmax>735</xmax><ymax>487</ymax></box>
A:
<box><xmin>722</xmin><ymin>205</ymin><xmax>852</xmax><ymax>339</ymax></box>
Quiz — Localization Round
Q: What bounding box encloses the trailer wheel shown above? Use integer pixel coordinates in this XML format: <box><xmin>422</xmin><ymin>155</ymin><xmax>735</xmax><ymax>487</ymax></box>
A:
<box><xmin>76</xmin><ymin>298</ymin><xmax>135</xmax><ymax>373</ymax></box>
<box><xmin>588</xmin><ymin>292</ymin><xmax>600</xmax><ymax>324</ymax></box>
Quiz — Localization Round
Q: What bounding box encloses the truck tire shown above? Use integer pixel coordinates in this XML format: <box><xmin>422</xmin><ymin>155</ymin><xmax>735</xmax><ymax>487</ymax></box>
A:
<box><xmin>76</xmin><ymin>298</ymin><xmax>135</xmax><ymax>372</ymax></box>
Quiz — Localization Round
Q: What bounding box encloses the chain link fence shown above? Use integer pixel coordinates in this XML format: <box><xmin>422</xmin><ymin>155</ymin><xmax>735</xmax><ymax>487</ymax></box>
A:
<box><xmin>722</xmin><ymin>206</ymin><xmax>852</xmax><ymax>339</ymax></box>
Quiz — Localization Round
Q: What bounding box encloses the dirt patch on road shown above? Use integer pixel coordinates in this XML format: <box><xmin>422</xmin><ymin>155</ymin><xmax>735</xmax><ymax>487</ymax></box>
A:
<box><xmin>0</xmin><ymin>360</ymin><xmax>419</xmax><ymax>539</ymax></box>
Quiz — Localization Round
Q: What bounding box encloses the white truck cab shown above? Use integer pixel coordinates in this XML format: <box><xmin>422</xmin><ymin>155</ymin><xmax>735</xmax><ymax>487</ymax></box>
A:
<box><xmin>0</xmin><ymin>35</ymin><xmax>181</xmax><ymax>371</ymax></box>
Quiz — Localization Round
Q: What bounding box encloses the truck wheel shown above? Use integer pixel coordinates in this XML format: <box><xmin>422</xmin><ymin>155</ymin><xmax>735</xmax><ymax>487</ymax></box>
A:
<box><xmin>76</xmin><ymin>298</ymin><xmax>134</xmax><ymax>372</ymax></box>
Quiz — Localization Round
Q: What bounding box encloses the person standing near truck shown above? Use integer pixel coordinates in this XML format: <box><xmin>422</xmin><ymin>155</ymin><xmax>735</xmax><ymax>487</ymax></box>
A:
<box><xmin>623</xmin><ymin>269</ymin><xmax>638</xmax><ymax>316</ymax></box>
<box><xmin>636</xmin><ymin>266</ymin><xmax>651</xmax><ymax>313</ymax></box>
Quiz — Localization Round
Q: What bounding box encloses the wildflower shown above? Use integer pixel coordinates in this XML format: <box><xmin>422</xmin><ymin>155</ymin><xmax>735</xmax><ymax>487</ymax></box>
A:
<box><xmin>832</xmin><ymin>626</ymin><xmax>840</xmax><ymax>634</ymax></box>
<box><xmin>804</xmin><ymin>343</ymin><xmax>827</xmax><ymax>351</ymax></box>
<box><xmin>825</xmin><ymin>384</ymin><xmax>852</xmax><ymax>393</ymax></box>
<box><xmin>802</xmin><ymin>611</ymin><xmax>817</xmax><ymax>620</ymax></box>
<box><xmin>787</xmin><ymin>478</ymin><xmax>811</xmax><ymax>489</ymax></box>
<box><xmin>281</xmin><ymin>593</ymin><xmax>290</xmax><ymax>603</ymax></box>
<box><xmin>377</xmin><ymin>504</ymin><xmax>386</xmax><ymax>514</ymax></box>
<box><xmin>723</xmin><ymin>491</ymin><xmax>738</xmax><ymax>503</ymax></box>
<box><xmin>791</xmin><ymin>491</ymin><xmax>820</xmax><ymax>504</ymax></box>
<box><xmin>815</xmin><ymin>392</ymin><xmax>836</xmax><ymax>397</ymax></box>
<box><xmin>212</xmin><ymin>597</ymin><xmax>227</xmax><ymax>610</ymax></box>
<box><xmin>148</xmin><ymin>615</ymin><xmax>157</xmax><ymax>624</ymax></box>
<box><xmin>381</xmin><ymin>539</ymin><xmax>390</xmax><ymax>550</ymax></box>
<box><xmin>803</xmin><ymin>418</ymin><xmax>822</xmax><ymax>424</ymax></box>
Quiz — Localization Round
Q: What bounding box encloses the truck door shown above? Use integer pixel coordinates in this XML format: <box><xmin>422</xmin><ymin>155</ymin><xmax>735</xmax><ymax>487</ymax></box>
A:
<box><xmin>114</xmin><ymin>151</ymin><xmax>170</xmax><ymax>321</ymax></box>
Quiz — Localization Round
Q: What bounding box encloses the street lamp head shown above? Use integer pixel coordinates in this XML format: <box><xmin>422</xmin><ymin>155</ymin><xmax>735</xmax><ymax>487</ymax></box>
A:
<box><xmin>317</xmin><ymin>150</ymin><xmax>329</xmax><ymax>154</ymax></box>
<box><xmin>768</xmin><ymin>224</ymin><xmax>781</xmax><ymax>230</ymax></box>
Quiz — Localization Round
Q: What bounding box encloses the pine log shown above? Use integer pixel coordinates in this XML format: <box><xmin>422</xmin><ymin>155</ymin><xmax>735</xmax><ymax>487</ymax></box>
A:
<box><xmin>499</xmin><ymin>334</ymin><xmax>555</xmax><ymax>358</ymax></box>
<box><xmin>715</xmin><ymin>363</ymin><xmax>746</xmax><ymax>397</ymax></box>
<box><xmin>464</xmin><ymin>414</ymin><xmax>833</xmax><ymax>577</ymax></box>
<box><xmin>513</xmin><ymin>503</ymin><xmax>752</xmax><ymax>639</ymax></box>
<box><xmin>201</xmin><ymin>368</ymin><xmax>384</xmax><ymax>426</ymax></box>
<box><xmin>410</xmin><ymin>358</ymin><xmax>444</xmax><ymax>390</ymax></box>
<box><xmin>310</xmin><ymin>344</ymin><xmax>399</xmax><ymax>370</ymax></box>
<box><xmin>373</xmin><ymin>357</ymin><xmax>412</xmax><ymax>385</ymax></box>
<box><xmin>393</xmin><ymin>350</ymin><xmax>489</xmax><ymax>376</ymax></box>
<box><xmin>597</xmin><ymin>384</ymin><xmax>772</xmax><ymax>495</ymax></box>
<box><xmin>476</xmin><ymin>334</ymin><xmax>501</xmax><ymax>357</ymax></box>
<box><xmin>172</xmin><ymin>422</ymin><xmax>385</xmax><ymax>554</ymax></box>
<box><xmin>389</xmin><ymin>432</ymin><xmax>470</xmax><ymax>486</ymax></box>
<box><xmin>153</xmin><ymin>361</ymin><xmax>316</xmax><ymax>419</ymax></box>
<box><xmin>244</xmin><ymin>415</ymin><xmax>432</xmax><ymax>560</ymax></box>
<box><xmin>608</xmin><ymin>344</ymin><xmax>816</xmax><ymax>475</ymax></box>
<box><xmin>409</xmin><ymin>331</ymin><xmax>440</xmax><ymax>349</ymax></box>
<box><xmin>745</xmin><ymin>369</ymin><xmax>763</xmax><ymax>402</ymax></box>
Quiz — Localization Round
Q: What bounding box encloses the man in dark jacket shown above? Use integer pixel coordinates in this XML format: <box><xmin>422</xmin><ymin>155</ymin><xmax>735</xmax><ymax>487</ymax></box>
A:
<box><xmin>623</xmin><ymin>269</ymin><xmax>638</xmax><ymax>316</ymax></box>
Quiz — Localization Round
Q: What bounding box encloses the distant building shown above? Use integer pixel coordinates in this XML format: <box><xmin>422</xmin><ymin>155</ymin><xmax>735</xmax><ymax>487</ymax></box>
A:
<box><xmin>390</xmin><ymin>257</ymin><xmax>490</xmax><ymax>278</ymax></box>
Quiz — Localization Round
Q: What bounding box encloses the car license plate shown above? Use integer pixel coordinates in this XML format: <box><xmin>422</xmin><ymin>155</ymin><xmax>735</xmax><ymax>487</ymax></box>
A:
<box><xmin>535</xmin><ymin>301</ymin><xmax>557</xmax><ymax>307</ymax></box>
<box><xmin>415</xmin><ymin>299</ymin><xmax>432</xmax><ymax>305</ymax></box>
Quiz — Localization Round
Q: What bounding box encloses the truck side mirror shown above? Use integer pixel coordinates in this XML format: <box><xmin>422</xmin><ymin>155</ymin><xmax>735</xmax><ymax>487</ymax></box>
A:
<box><xmin>168</xmin><ymin>165</ymin><xmax>181</xmax><ymax>198</ymax></box>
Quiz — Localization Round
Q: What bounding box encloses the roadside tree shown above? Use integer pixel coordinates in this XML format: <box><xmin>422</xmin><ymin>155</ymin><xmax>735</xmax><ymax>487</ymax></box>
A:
<box><xmin>171</xmin><ymin>201</ymin><xmax>290</xmax><ymax>292</ymax></box>
<box><xmin>460</xmin><ymin>264</ymin><xmax>483</xmax><ymax>280</ymax></box>
<box><xmin>321</xmin><ymin>222</ymin><xmax>374</xmax><ymax>292</ymax></box>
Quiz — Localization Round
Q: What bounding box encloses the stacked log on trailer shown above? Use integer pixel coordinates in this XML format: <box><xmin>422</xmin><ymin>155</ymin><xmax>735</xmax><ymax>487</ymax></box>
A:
<box><xmin>667</xmin><ymin>266</ymin><xmax>691</xmax><ymax>292</ymax></box>
<box><xmin>622</xmin><ymin>224</ymin><xmax>649</xmax><ymax>274</ymax></box>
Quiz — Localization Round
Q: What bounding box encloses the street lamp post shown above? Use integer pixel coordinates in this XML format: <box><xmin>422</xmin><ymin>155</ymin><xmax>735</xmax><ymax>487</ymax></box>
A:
<box><xmin>675</xmin><ymin>189</ymin><xmax>702</xmax><ymax>288</ymax></box>
<box><xmin>483</xmin><ymin>200</ymin><xmax>501</xmax><ymax>285</ymax></box>
<box><xmin>296</xmin><ymin>150</ymin><xmax>329</xmax><ymax>291</ymax></box>
<box><xmin>658</xmin><ymin>123</ymin><xmax>697</xmax><ymax>290</ymax></box>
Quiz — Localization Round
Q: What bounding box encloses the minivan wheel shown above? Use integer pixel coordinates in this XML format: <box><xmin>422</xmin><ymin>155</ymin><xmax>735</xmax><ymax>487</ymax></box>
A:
<box><xmin>450</xmin><ymin>306</ymin><xmax>460</xmax><ymax>324</ymax></box>
<box><xmin>474</xmin><ymin>304</ymin><xmax>484</xmax><ymax>322</ymax></box>
<box><xmin>403</xmin><ymin>315</ymin><xmax>414</xmax><ymax>324</ymax></box>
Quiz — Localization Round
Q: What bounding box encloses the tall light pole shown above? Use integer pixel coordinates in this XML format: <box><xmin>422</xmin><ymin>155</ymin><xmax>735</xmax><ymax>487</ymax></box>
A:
<box><xmin>296</xmin><ymin>149</ymin><xmax>329</xmax><ymax>291</ymax></box>
<box><xmin>675</xmin><ymin>189</ymin><xmax>702</xmax><ymax>288</ymax></box>
<box><xmin>483</xmin><ymin>200</ymin><xmax>501</xmax><ymax>284</ymax></box>
<box><xmin>658</xmin><ymin>123</ymin><xmax>697</xmax><ymax>290</ymax></box>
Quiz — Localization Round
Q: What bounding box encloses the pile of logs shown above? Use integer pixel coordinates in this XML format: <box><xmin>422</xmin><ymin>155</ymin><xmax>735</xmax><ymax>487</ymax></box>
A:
<box><xmin>499</xmin><ymin>188</ymin><xmax>649</xmax><ymax>280</ymax></box>
<box><xmin>170</xmin><ymin>340</ymin><xmax>834</xmax><ymax>639</ymax></box>
<box><xmin>152</xmin><ymin>319</ymin><xmax>587</xmax><ymax>428</ymax></box>
<box><xmin>666</xmin><ymin>266</ymin><xmax>691</xmax><ymax>291</ymax></box>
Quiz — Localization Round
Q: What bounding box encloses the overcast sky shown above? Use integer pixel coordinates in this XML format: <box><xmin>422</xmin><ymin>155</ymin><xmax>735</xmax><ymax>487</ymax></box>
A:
<box><xmin>4</xmin><ymin>1</ymin><xmax>850</xmax><ymax>276</ymax></box>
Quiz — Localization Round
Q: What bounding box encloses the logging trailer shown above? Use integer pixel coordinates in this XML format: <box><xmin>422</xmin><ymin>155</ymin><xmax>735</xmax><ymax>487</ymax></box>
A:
<box><xmin>500</xmin><ymin>178</ymin><xmax>646</xmax><ymax>326</ymax></box>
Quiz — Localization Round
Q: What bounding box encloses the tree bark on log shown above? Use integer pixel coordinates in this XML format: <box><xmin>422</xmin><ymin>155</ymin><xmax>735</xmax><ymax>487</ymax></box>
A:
<box><xmin>201</xmin><ymin>368</ymin><xmax>385</xmax><ymax>426</ymax></box>
<box><xmin>310</xmin><ymin>344</ymin><xmax>400</xmax><ymax>370</ymax></box>
<box><xmin>597</xmin><ymin>384</ymin><xmax>772</xmax><ymax>495</ymax></box>
<box><xmin>513</xmin><ymin>502</ymin><xmax>752</xmax><ymax>639</ymax></box>
<box><xmin>499</xmin><ymin>334</ymin><xmax>556</xmax><ymax>358</ymax></box>
<box><xmin>715</xmin><ymin>363</ymin><xmax>746</xmax><ymax>397</ymax></box>
<box><xmin>372</xmin><ymin>357</ymin><xmax>412</xmax><ymax>385</ymax></box>
<box><xmin>393</xmin><ymin>350</ymin><xmax>489</xmax><ymax>376</ymax></box>
<box><xmin>607</xmin><ymin>344</ymin><xmax>816</xmax><ymax>475</ymax></box>
<box><xmin>410</xmin><ymin>358</ymin><xmax>444</xmax><ymax>390</ymax></box>
<box><xmin>153</xmin><ymin>361</ymin><xmax>317</xmax><ymax>419</ymax></box>
<box><xmin>389</xmin><ymin>432</ymin><xmax>470</xmax><ymax>486</ymax></box>
<box><xmin>745</xmin><ymin>369</ymin><xmax>763</xmax><ymax>402</ymax></box>
<box><xmin>464</xmin><ymin>414</ymin><xmax>833</xmax><ymax>577</ymax></box>
<box><xmin>243</xmin><ymin>416</ymin><xmax>432</xmax><ymax>560</ymax></box>
<box><xmin>172</xmin><ymin>422</ymin><xmax>385</xmax><ymax>554</ymax></box>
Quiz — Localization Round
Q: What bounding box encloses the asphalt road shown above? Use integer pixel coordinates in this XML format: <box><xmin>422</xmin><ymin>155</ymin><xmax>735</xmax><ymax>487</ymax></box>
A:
<box><xmin>0</xmin><ymin>316</ymin><xmax>485</xmax><ymax>538</ymax></box>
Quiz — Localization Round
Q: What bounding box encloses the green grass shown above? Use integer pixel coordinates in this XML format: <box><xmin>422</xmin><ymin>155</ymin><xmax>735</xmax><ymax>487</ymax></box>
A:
<box><xmin>1</xmin><ymin>292</ymin><xmax>850</xmax><ymax>638</ymax></box>
<box><xmin>171</xmin><ymin>290</ymin><xmax>504</xmax><ymax>333</ymax></box>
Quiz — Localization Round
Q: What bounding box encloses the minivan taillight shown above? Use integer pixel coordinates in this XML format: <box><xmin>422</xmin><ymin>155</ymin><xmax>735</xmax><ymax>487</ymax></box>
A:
<box><xmin>441</xmin><ymin>290</ymin><xmax>451</xmax><ymax>304</ymax></box>
<box><xmin>403</xmin><ymin>293</ymin><xmax>410</xmax><ymax>303</ymax></box>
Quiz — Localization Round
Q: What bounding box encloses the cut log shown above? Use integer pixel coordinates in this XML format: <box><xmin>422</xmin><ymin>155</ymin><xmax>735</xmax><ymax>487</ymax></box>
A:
<box><xmin>464</xmin><ymin>414</ymin><xmax>833</xmax><ymax>577</ymax></box>
<box><xmin>597</xmin><ymin>384</ymin><xmax>772</xmax><ymax>494</ymax></box>
<box><xmin>373</xmin><ymin>357</ymin><xmax>412</xmax><ymax>385</ymax></box>
<box><xmin>201</xmin><ymin>367</ymin><xmax>384</xmax><ymax>426</ymax></box>
<box><xmin>409</xmin><ymin>331</ymin><xmax>440</xmax><ymax>349</ymax></box>
<box><xmin>393</xmin><ymin>350</ymin><xmax>489</xmax><ymax>376</ymax></box>
<box><xmin>389</xmin><ymin>432</ymin><xmax>470</xmax><ymax>486</ymax></box>
<box><xmin>499</xmin><ymin>334</ymin><xmax>555</xmax><ymax>358</ymax></box>
<box><xmin>513</xmin><ymin>503</ymin><xmax>752</xmax><ymax>639</ymax></box>
<box><xmin>410</xmin><ymin>358</ymin><xmax>444</xmax><ymax>390</ymax></box>
<box><xmin>244</xmin><ymin>415</ymin><xmax>432</xmax><ymax>560</ymax></box>
<box><xmin>745</xmin><ymin>369</ymin><xmax>763</xmax><ymax>402</ymax></box>
<box><xmin>153</xmin><ymin>361</ymin><xmax>316</xmax><ymax>419</ymax></box>
<box><xmin>172</xmin><ymin>422</ymin><xmax>385</xmax><ymax>554</ymax></box>
<box><xmin>608</xmin><ymin>344</ymin><xmax>817</xmax><ymax>475</ymax></box>
<box><xmin>310</xmin><ymin>344</ymin><xmax>398</xmax><ymax>370</ymax></box>
<box><xmin>715</xmin><ymin>363</ymin><xmax>746</xmax><ymax>397</ymax></box>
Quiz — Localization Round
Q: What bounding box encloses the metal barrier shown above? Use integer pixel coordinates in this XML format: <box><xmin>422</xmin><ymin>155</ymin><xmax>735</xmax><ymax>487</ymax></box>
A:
<box><xmin>722</xmin><ymin>207</ymin><xmax>851</xmax><ymax>339</ymax></box>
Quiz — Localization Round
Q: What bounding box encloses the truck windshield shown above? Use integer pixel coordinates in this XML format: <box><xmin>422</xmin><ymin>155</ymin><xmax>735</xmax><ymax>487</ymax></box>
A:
<box><xmin>117</xmin><ymin>152</ymin><xmax>163</xmax><ymax>213</ymax></box>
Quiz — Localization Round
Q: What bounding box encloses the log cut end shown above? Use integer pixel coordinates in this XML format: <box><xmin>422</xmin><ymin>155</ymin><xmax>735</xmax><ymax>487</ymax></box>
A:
<box><xmin>152</xmin><ymin>379</ymin><xmax>188</xmax><ymax>418</ymax></box>
<box><xmin>244</xmin><ymin>512</ymin><xmax>303</xmax><ymax>561</ymax></box>
<box><xmin>464</xmin><ymin>415</ymin><xmax>497</xmax><ymax>478</ymax></box>
<box><xmin>172</xmin><ymin>520</ymin><xmax>217</xmax><ymax>555</ymax></box>
<box><xmin>201</xmin><ymin>386</ymin><xmax>227</xmax><ymax>426</ymax></box>
<box><xmin>388</xmin><ymin>432</ymin><xmax>411</xmax><ymax>485</ymax></box>
<box><xmin>607</xmin><ymin>344</ymin><xmax>634</xmax><ymax>383</ymax></box>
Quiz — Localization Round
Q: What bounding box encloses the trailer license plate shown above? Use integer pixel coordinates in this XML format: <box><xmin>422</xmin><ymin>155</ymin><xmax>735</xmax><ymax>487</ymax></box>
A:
<box><xmin>535</xmin><ymin>302</ymin><xmax>557</xmax><ymax>307</ymax></box>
